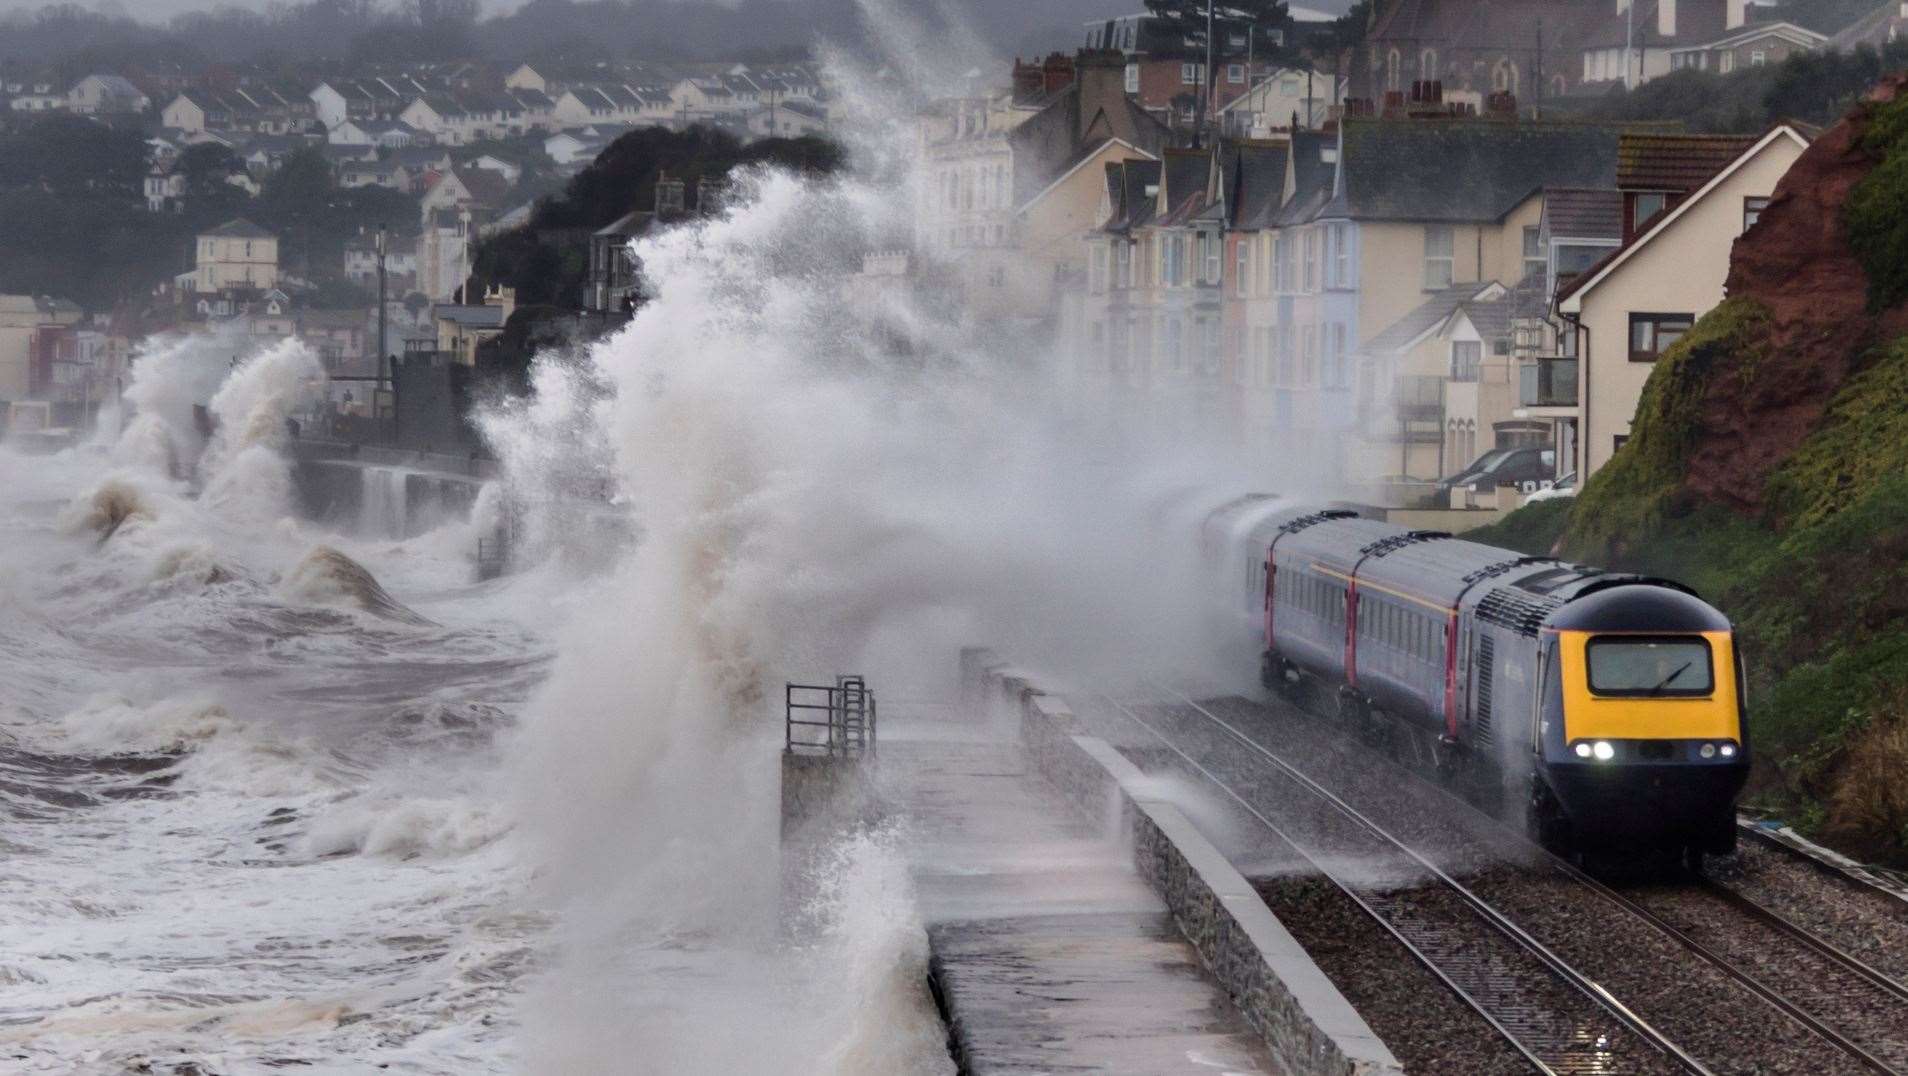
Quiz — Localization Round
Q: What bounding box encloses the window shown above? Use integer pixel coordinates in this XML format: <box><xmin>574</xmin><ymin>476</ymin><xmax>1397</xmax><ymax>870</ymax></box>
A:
<box><xmin>1629</xmin><ymin>313</ymin><xmax>1693</xmax><ymax>362</ymax></box>
<box><xmin>1274</xmin><ymin>235</ymin><xmax>1289</xmax><ymax>292</ymax></box>
<box><xmin>1586</xmin><ymin>637</ymin><xmax>1714</xmax><ymax>697</ymax></box>
<box><xmin>1330</xmin><ymin>222</ymin><xmax>1349</xmax><ymax>287</ymax></box>
<box><xmin>1228</xmin><ymin>63</ymin><xmax>1245</xmax><ymax>84</ymax></box>
<box><xmin>1301</xmin><ymin>325</ymin><xmax>1316</xmax><ymax>385</ymax></box>
<box><xmin>1302</xmin><ymin>230</ymin><xmax>1317</xmax><ymax>291</ymax></box>
<box><xmin>1115</xmin><ymin>241</ymin><xmax>1132</xmax><ymax>288</ymax></box>
<box><xmin>1330</xmin><ymin>323</ymin><xmax>1347</xmax><ymax>388</ymax></box>
<box><xmin>1235</xmin><ymin>240</ymin><xmax>1249</xmax><ymax>296</ymax></box>
<box><xmin>1750</xmin><ymin>50</ymin><xmax>1766</xmax><ymax>67</ymax></box>
<box><xmin>1523</xmin><ymin>225</ymin><xmax>1544</xmax><ymax>280</ymax></box>
<box><xmin>1182</xmin><ymin>62</ymin><xmax>1203</xmax><ymax>85</ymax></box>
<box><xmin>1743</xmin><ymin>196</ymin><xmax>1770</xmax><ymax>232</ymax></box>
<box><xmin>1125</xmin><ymin>64</ymin><xmax>1140</xmax><ymax>93</ymax></box>
<box><xmin>1090</xmin><ymin>245</ymin><xmax>1109</xmax><ymax>293</ymax></box>
<box><xmin>1720</xmin><ymin>52</ymin><xmax>1734</xmax><ymax>73</ymax></box>
<box><xmin>1451</xmin><ymin>340</ymin><xmax>1482</xmax><ymax>381</ymax></box>
<box><xmin>1202</xmin><ymin>232</ymin><xmax>1221</xmax><ymax>284</ymax></box>
<box><xmin>1423</xmin><ymin>225</ymin><xmax>1454</xmax><ymax>289</ymax></box>
<box><xmin>1632</xmin><ymin>192</ymin><xmax>1667</xmax><ymax>232</ymax></box>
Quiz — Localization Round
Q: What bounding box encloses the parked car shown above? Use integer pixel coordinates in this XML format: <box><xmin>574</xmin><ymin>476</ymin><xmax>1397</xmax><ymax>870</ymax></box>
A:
<box><xmin>1523</xmin><ymin>470</ymin><xmax>1578</xmax><ymax>503</ymax></box>
<box><xmin>1436</xmin><ymin>445</ymin><xmax>1557</xmax><ymax>495</ymax></box>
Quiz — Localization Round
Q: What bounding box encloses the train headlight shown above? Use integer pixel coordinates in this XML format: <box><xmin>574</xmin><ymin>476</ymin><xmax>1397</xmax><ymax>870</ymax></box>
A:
<box><xmin>1720</xmin><ymin>743</ymin><xmax>1738</xmax><ymax>758</ymax></box>
<box><xmin>1700</xmin><ymin>743</ymin><xmax>1717</xmax><ymax>759</ymax></box>
<box><xmin>1592</xmin><ymin>741</ymin><xmax>1615</xmax><ymax>761</ymax></box>
<box><xmin>1574</xmin><ymin>742</ymin><xmax>1593</xmax><ymax>759</ymax></box>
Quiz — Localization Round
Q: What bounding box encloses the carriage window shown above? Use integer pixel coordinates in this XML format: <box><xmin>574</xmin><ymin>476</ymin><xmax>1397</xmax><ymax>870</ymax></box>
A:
<box><xmin>1586</xmin><ymin>636</ymin><xmax>1714</xmax><ymax>696</ymax></box>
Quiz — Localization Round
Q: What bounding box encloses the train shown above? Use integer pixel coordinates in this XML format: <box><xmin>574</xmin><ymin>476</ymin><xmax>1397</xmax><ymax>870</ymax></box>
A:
<box><xmin>1204</xmin><ymin>497</ymin><xmax>1749</xmax><ymax>863</ymax></box>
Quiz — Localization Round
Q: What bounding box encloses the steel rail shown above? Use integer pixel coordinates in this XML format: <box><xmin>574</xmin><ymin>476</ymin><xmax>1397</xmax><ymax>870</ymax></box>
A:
<box><xmin>1097</xmin><ymin>689</ymin><xmax>1710</xmax><ymax>1076</ymax></box>
<box><xmin>1192</xmin><ymin>690</ymin><xmax>1908</xmax><ymax>1075</ymax></box>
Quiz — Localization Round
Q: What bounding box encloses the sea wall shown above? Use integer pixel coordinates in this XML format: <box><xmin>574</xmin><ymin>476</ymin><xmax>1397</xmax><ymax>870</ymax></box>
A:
<box><xmin>959</xmin><ymin>647</ymin><xmax>1403</xmax><ymax>1076</ymax></box>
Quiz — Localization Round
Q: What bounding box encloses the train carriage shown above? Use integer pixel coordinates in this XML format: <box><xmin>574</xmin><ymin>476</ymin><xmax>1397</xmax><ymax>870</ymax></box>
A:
<box><xmin>1206</xmin><ymin>498</ymin><xmax>1749</xmax><ymax>861</ymax></box>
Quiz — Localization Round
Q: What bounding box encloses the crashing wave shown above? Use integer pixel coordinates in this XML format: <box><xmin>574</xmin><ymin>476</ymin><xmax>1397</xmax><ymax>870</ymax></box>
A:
<box><xmin>280</xmin><ymin>546</ymin><xmax>433</xmax><ymax>625</ymax></box>
<box><xmin>59</xmin><ymin>479</ymin><xmax>154</xmax><ymax>544</ymax></box>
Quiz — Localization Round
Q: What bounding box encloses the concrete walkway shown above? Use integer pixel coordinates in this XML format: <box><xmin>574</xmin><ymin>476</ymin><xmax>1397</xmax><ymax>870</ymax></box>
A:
<box><xmin>882</xmin><ymin>710</ymin><xmax>1275</xmax><ymax>1075</ymax></box>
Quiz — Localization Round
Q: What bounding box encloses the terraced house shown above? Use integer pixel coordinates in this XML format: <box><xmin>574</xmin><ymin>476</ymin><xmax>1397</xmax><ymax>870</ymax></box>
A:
<box><xmin>1073</xmin><ymin>110</ymin><xmax>1625</xmax><ymax>495</ymax></box>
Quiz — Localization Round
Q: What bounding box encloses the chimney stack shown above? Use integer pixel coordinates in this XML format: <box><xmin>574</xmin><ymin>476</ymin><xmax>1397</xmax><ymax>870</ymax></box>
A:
<box><xmin>1659</xmin><ymin>0</ymin><xmax>1677</xmax><ymax>38</ymax></box>
<box><xmin>1726</xmin><ymin>0</ymin><xmax>1748</xmax><ymax>29</ymax></box>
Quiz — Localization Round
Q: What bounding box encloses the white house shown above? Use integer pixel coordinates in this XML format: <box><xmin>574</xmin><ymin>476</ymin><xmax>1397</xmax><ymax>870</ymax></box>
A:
<box><xmin>1555</xmin><ymin>124</ymin><xmax>1810</xmax><ymax>478</ymax></box>
<box><xmin>468</xmin><ymin>154</ymin><xmax>523</xmax><ymax>185</ymax></box>
<box><xmin>746</xmin><ymin>98</ymin><xmax>828</xmax><ymax>138</ymax></box>
<box><xmin>8</xmin><ymin>82</ymin><xmax>64</xmax><ymax>112</ymax></box>
<box><xmin>504</xmin><ymin>64</ymin><xmax>548</xmax><ymax>93</ymax></box>
<box><xmin>1217</xmin><ymin>68</ymin><xmax>1346</xmax><ymax>136</ymax></box>
<box><xmin>327</xmin><ymin>120</ymin><xmax>377</xmax><ymax>147</ymax></box>
<box><xmin>69</xmin><ymin>74</ymin><xmax>149</xmax><ymax>115</ymax></box>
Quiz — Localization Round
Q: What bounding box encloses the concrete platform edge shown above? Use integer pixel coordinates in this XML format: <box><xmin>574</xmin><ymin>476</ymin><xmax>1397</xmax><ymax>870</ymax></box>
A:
<box><xmin>961</xmin><ymin>648</ymin><xmax>1403</xmax><ymax>1076</ymax></box>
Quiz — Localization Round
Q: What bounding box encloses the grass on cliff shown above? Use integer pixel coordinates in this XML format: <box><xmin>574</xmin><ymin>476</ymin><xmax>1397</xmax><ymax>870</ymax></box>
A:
<box><xmin>1848</xmin><ymin>89</ymin><xmax>1908</xmax><ymax>310</ymax></box>
<box><xmin>1477</xmin><ymin>306</ymin><xmax>1908</xmax><ymax>861</ymax></box>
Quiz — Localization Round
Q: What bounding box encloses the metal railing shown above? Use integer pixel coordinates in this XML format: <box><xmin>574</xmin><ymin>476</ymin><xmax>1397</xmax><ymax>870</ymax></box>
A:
<box><xmin>785</xmin><ymin>676</ymin><xmax>877</xmax><ymax>757</ymax></box>
<box><xmin>1519</xmin><ymin>358</ymin><xmax>1578</xmax><ymax>407</ymax></box>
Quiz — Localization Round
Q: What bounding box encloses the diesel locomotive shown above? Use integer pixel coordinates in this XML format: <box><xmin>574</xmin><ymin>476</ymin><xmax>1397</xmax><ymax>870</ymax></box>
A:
<box><xmin>1205</xmin><ymin>498</ymin><xmax>1749</xmax><ymax>861</ymax></box>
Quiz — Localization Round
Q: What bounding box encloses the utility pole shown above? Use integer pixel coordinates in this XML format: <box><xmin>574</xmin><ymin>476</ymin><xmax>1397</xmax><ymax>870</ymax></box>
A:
<box><xmin>1534</xmin><ymin>22</ymin><xmax>1544</xmax><ymax>119</ymax></box>
<box><xmin>375</xmin><ymin>224</ymin><xmax>388</xmax><ymax>396</ymax></box>
<box><xmin>1202</xmin><ymin>0</ymin><xmax>1216</xmax><ymax>144</ymax></box>
<box><xmin>1624</xmin><ymin>0</ymin><xmax>1635</xmax><ymax>90</ymax></box>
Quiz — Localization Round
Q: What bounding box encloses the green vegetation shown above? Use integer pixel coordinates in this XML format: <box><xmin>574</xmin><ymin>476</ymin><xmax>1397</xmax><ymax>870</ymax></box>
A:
<box><xmin>0</xmin><ymin>117</ymin><xmax>415</xmax><ymax>310</ymax></box>
<box><xmin>1558</xmin><ymin>38</ymin><xmax>1908</xmax><ymax>134</ymax></box>
<box><xmin>1847</xmin><ymin>91</ymin><xmax>1908</xmax><ymax>310</ymax></box>
<box><xmin>1564</xmin><ymin>297</ymin><xmax>1772</xmax><ymax>564</ymax></box>
<box><xmin>1463</xmin><ymin>496</ymin><xmax>1571</xmax><ymax>555</ymax></box>
<box><xmin>1481</xmin><ymin>294</ymin><xmax>1908</xmax><ymax>861</ymax></box>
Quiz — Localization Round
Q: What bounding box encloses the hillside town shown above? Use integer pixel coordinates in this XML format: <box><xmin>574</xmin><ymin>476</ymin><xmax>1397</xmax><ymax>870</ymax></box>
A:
<box><xmin>14</xmin><ymin>0</ymin><xmax>1908</xmax><ymax>1072</ymax></box>
<box><xmin>3</xmin><ymin>0</ymin><xmax>1898</xmax><ymax>506</ymax></box>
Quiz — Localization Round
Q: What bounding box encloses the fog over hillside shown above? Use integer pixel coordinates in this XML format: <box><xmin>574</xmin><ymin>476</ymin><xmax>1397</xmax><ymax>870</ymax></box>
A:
<box><xmin>0</xmin><ymin>0</ymin><xmax>1356</xmax><ymax>63</ymax></box>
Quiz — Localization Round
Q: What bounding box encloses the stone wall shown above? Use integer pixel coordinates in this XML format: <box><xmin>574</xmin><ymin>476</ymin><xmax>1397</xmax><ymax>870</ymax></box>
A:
<box><xmin>965</xmin><ymin>650</ymin><xmax>1403</xmax><ymax>1076</ymax></box>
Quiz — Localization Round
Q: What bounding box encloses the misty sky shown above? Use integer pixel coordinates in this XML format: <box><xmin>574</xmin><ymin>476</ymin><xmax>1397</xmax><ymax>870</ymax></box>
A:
<box><xmin>0</xmin><ymin>0</ymin><xmax>521</xmax><ymax>17</ymax></box>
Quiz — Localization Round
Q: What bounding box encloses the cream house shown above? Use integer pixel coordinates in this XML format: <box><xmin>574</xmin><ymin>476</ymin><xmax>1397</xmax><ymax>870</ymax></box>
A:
<box><xmin>193</xmin><ymin>220</ymin><xmax>279</xmax><ymax>292</ymax></box>
<box><xmin>1555</xmin><ymin>124</ymin><xmax>1809</xmax><ymax>477</ymax></box>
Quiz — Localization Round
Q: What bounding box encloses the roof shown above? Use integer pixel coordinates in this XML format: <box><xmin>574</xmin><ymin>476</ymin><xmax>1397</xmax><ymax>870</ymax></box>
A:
<box><xmin>1368</xmin><ymin>0</ymin><xmax>1615</xmax><ymax>57</ymax></box>
<box><xmin>595</xmin><ymin>209</ymin><xmax>653</xmax><ymax>237</ymax></box>
<box><xmin>201</xmin><ymin>219</ymin><xmax>274</xmax><ymax>240</ymax></box>
<box><xmin>1340</xmin><ymin>120</ymin><xmax>1620</xmax><ymax>223</ymax></box>
<box><xmin>1361</xmin><ymin>281</ymin><xmax>1502</xmax><ymax>354</ymax></box>
<box><xmin>1279</xmin><ymin>129</ymin><xmax>1338</xmax><ymax>226</ymax></box>
<box><xmin>452</xmin><ymin>166</ymin><xmax>512</xmax><ymax>206</ymax></box>
<box><xmin>1101</xmin><ymin>158</ymin><xmax>1163</xmax><ymax>234</ymax></box>
<box><xmin>1282</xmin><ymin>132</ymin><xmax>1343</xmax><ymax>228</ymax></box>
<box><xmin>433</xmin><ymin>304</ymin><xmax>507</xmax><ymax>330</ymax></box>
<box><xmin>1617</xmin><ymin>131</ymin><xmax>1759</xmax><ymax>192</ymax></box>
<box><xmin>1667</xmin><ymin>19</ymin><xmax>1827</xmax><ymax>52</ymax></box>
<box><xmin>1230</xmin><ymin>141</ymin><xmax>1290</xmax><ymax>230</ymax></box>
<box><xmin>1451</xmin><ymin>295</ymin><xmax>1512</xmax><ymax>341</ymax></box>
<box><xmin>1580</xmin><ymin>0</ymin><xmax>1728</xmax><ymax>47</ymax></box>
<box><xmin>1007</xmin><ymin>61</ymin><xmax>1175</xmax><ymax>206</ymax></box>
<box><xmin>1154</xmin><ymin>147</ymin><xmax>1213</xmax><ymax>227</ymax></box>
<box><xmin>1560</xmin><ymin>124</ymin><xmax>1810</xmax><ymax>309</ymax></box>
<box><xmin>1830</xmin><ymin>1</ymin><xmax>1908</xmax><ymax>49</ymax></box>
<box><xmin>1541</xmin><ymin>186</ymin><xmax>1623</xmax><ymax>239</ymax></box>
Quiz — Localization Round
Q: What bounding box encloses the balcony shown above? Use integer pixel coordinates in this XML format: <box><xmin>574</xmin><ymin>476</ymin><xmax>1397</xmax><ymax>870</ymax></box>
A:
<box><xmin>1391</xmin><ymin>374</ymin><xmax>1445</xmax><ymax>422</ymax></box>
<box><xmin>1519</xmin><ymin>358</ymin><xmax>1578</xmax><ymax>408</ymax></box>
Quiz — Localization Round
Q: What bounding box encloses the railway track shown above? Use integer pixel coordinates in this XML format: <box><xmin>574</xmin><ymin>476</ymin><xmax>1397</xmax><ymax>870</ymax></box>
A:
<box><xmin>1095</xmin><ymin>691</ymin><xmax>1705</xmax><ymax>1076</ymax></box>
<box><xmin>1155</xmin><ymin>688</ymin><xmax>1908</xmax><ymax>1075</ymax></box>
